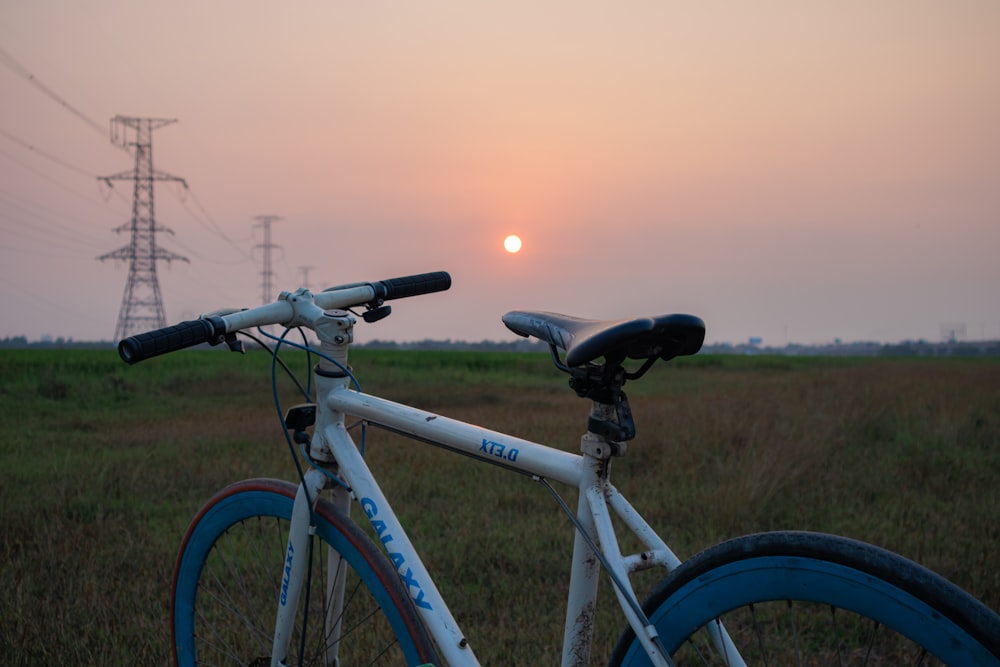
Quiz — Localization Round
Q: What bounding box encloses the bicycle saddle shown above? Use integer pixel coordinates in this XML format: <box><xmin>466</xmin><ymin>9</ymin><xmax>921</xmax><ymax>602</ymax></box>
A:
<box><xmin>502</xmin><ymin>311</ymin><xmax>705</xmax><ymax>368</ymax></box>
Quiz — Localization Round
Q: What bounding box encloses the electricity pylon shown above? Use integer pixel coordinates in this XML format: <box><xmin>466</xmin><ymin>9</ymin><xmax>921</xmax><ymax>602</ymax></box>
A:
<box><xmin>298</xmin><ymin>265</ymin><xmax>315</xmax><ymax>291</ymax></box>
<box><xmin>252</xmin><ymin>215</ymin><xmax>283</xmax><ymax>305</ymax></box>
<box><xmin>98</xmin><ymin>116</ymin><xmax>187</xmax><ymax>341</ymax></box>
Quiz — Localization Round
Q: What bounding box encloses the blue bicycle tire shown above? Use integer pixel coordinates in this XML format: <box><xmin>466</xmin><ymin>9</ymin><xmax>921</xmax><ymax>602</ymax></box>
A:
<box><xmin>610</xmin><ymin>531</ymin><xmax>1000</xmax><ymax>666</ymax></box>
<box><xmin>172</xmin><ymin>478</ymin><xmax>438</xmax><ymax>666</ymax></box>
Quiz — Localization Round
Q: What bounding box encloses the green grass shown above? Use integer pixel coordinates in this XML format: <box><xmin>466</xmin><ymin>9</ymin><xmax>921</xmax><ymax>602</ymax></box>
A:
<box><xmin>2</xmin><ymin>348</ymin><xmax>999</xmax><ymax>664</ymax></box>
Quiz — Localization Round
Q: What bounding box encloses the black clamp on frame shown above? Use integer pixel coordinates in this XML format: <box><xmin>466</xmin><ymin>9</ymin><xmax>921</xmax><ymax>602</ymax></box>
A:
<box><xmin>285</xmin><ymin>403</ymin><xmax>317</xmax><ymax>445</ymax></box>
<box><xmin>565</xmin><ymin>359</ymin><xmax>637</xmax><ymax>442</ymax></box>
<box><xmin>587</xmin><ymin>389</ymin><xmax>635</xmax><ymax>442</ymax></box>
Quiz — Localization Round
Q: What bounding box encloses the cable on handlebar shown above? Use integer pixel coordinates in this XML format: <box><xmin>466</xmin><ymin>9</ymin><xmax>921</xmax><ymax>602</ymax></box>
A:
<box><xmin>259</xmin><ymin>326</ymin><xmax>361</xmax><ymax>496</ymax></box>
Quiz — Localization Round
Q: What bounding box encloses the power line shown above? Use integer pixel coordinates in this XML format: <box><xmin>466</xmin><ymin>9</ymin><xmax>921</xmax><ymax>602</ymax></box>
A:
<box><xmin>0</xmin><ymin>126</ymin><xmax>97</xmax><ymax>178</ymax></box>
<box><xmin>0</xmin><ymin>205</ymin><xmax>108</xmax><ymax>251</ymax></box>
<box><xmin>0</xmin><ymin>45</ymin><xmax>110</xmax><ymax>141</ymax></box>
<box><xmin>0</xmin><ymin>218</ymin><xmax>103</xmax><ymax>257</ymax></box>
<box><xmin>0</xmin><ymin>186</ymin><xmax>118</xmax><ymax>234</ymax></box>
<box><xmin>0</xmin><ymin>146</ymin><xmax>127</xmax><ymax>207</ymax></box>
<box><xmin>168</xmin><ymin>261</ymin><xmax>248</xmax><ymax>309</ymax></box>
<box><xmin>188</xmin><ymin>189</ymin><xmax>254</xmax><ymax>256</ymax></box>
<box><xmin>166</xmin><ymin>232</ymin><xmax>249</xmax><ymax>266</ymax></box>
<box><xmin>165</xmin><ymin>184</ymin><xmax>255</xmax><ymax>262</ymax></box>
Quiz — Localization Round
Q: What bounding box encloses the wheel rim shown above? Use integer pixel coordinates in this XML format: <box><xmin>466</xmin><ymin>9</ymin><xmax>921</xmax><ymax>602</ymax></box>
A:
<box><xmin>622</xmin><ymin>555</ymin><xmax>997</xmax><ymax>665</ymax></box>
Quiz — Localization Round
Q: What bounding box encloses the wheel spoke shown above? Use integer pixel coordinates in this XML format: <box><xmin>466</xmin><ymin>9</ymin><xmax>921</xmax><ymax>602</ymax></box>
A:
<box><xmin>749</xmin><ymin>603</ymin><xmax>769</xmax><ymax>667</ymax></box>
<box><xmin>786</xmin><ymin>600</ymin><xmax>801</xmax><ymax>667</ymax></box>
<box><xmin>861</xmin><ymin>618</ymin><xmax>881</xmax><ymax>666</ymax></box>
<box><xmin>829</xmin><ymin>605</ymin><xmax>846</xmax><ymax>667</ymax></box>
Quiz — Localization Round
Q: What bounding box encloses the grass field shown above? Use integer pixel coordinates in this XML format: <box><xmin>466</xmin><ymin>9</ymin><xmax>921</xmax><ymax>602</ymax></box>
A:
<box><xmin>2</xmin><ymin>348</ymin><xmax>998</xmax><ymax>665</ymax></box>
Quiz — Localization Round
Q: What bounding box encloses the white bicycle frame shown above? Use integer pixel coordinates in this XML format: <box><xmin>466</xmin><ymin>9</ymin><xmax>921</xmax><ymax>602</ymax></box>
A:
<box><xmin>226</xmin><ymin>290</ymin><xmax>741</xmax><ymax>667</ymax></box>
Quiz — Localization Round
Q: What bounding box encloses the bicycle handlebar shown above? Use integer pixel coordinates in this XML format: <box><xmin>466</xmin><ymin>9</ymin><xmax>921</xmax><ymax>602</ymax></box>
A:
<box><xmin>118</xmin><ymin>317</ymin><xmax>227</xmax><ymax>365</ymax></box>
<box><xmin>372</xmin><ymin>271</ymin><xmax>452</xmax><ymax>301</ymax></box>
<box><xmin>118</xmin><ymin>271</ymin><xmax>451</xmax><ymax>364</ymax></box>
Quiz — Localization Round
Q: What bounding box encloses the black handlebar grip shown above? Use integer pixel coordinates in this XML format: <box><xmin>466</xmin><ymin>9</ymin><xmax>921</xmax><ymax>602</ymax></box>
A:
<box><xmin>118</xmin><ymin>317</ymin><xmax>226</xmax><ymax>365</ymax></box>
<box><xmin>374</xmin><ymin>271</ymin><xmax>452</xmax><ymax>301</ymax></box>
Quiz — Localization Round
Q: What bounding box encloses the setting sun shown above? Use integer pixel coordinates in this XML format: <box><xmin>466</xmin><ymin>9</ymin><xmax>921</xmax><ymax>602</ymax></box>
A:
<box><xmin>503</xmin><ymin>235</ymin><xmax>523</xmax><ymax>254</ymax></box>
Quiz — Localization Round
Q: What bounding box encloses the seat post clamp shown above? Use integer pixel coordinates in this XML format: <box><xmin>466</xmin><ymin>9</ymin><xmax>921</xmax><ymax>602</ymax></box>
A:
<box><xmin>586</xmin><ymin>389</ymin><xmax>636</xmax><ymax>443</ymax></box>
<box><xmin>580</xmin><ymin>432</ymin><xmax>627</xmax><ymax>459</ymax></box>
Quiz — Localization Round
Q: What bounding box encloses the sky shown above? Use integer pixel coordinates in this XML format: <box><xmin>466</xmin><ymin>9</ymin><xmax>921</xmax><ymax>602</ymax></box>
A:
<box><xmin>2</xmin><ymin>1</ymin><xmax>998</xmax><ymax>346</ymax></box>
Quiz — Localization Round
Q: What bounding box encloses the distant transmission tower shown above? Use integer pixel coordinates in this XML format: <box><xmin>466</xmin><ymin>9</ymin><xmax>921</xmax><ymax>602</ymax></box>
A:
<box><xmin>98</xmin><ymin>116</ymin><xmax>187</xmax><ymax>341</ymax></box>
<box><xmin>941</xmin><ymin>323</ymin><xmax>966</xmax><ymax>343</ymax></box>
<box><xmin>252</xmin><ymin>215</ymin><xmax>283</xmax><ymax>304</ymax></box>
<box><xmin>298</xmin><ymin>265</ymin><xmax>315</xmax><ymax>291</ymax></box>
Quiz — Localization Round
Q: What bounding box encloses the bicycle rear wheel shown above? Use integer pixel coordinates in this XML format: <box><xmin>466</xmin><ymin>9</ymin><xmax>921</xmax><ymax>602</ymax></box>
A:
<box><xmin>610</xmin><ymin>531</ymin><xmax>1000</xmax><ymax>666</ymax></box>
<box><xmin>172</xmin><ymin>478</ymin><xmax>438</xmax><ymax>666</ymax></box>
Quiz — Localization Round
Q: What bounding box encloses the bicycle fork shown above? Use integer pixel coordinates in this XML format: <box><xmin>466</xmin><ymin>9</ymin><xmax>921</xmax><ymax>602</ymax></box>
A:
<box><xmin>270</xmin><ymin>467</ymin><xmax>342</xmax><ymax>667</ymax></box>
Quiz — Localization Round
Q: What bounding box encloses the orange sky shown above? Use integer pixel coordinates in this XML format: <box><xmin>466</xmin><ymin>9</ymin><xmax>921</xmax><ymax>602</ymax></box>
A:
<box><xmin>2</xmin><ymin>1</ymin><xmax>998</xmax><ymax>345</ymax></box>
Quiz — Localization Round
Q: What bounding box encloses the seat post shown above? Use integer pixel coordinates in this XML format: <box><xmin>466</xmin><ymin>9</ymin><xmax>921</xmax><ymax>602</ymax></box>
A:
<box><xmin>583</xmin><ymin>400</ymin><xmax>628</xmax><ymax>458</ymax></box>
<box><xmin>567</xmin><ymin>361</ymin><xmax>637</xmax><ymax>444</ymax></box>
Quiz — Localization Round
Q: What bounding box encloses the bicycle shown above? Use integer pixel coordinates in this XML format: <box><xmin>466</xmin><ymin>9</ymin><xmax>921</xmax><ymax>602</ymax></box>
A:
<box><xmin>118</xmin><ymin>271</ymin><xmax>1000</xmax><ymax>666</ymax></box>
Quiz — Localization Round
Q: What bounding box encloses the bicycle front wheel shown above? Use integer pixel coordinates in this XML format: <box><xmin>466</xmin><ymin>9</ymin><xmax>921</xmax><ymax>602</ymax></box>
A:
<box><xmin>610</xmin><ymin>531</ymin><xmax>1000</xmax><ymax>666</ymax></box>
<box><xmin>172</xmin><ymin>478</ymin><xmax>438</xmax><ymax>666</ymax></box>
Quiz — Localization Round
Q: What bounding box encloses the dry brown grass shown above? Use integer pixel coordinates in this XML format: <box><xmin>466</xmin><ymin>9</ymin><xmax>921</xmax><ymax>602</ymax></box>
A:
<box><xmin>1</xmin><ymin>350</ymin><xmax>998</xmax><ymax>664</ymax></box>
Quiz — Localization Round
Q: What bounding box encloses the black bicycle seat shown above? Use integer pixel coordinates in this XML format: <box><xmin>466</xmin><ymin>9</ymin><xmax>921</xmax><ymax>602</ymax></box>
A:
<box><xmin>502</xmin><ymin>311</ymin><xmax>705</xmax><ymax>368</ymax></box>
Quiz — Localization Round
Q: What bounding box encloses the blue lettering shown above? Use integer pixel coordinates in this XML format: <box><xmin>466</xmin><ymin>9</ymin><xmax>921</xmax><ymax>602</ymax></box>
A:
<box><xmin>361</xmin><ymin>497</ymin><xmax>377</xmax><ymax>519</ymax></box>
<box><xmin>480</xmin><ymin>439</ymin><xmax>520</xmax><ymax>463</ymax></box>
<box><xmin>280</xmin><ymin>542</ymin><xmax>295</xmax><ymax>606</ymax></box>
<box><xmin>359</xmin><ymin>497</ymin><xmax>433</xmax><ymax>611</ymax></box>
<box><xmin>399</xmin><ymin>567</ymin><xmax>433</xmax><ymax>610</ymax></box>
<box><xmin>412</xmin><ymin>588</ymin><xmax>432</xmax><ymax>610</ymax></box>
